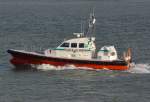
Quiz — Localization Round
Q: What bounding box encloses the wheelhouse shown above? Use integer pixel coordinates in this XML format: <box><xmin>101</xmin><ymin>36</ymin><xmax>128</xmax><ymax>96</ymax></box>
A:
<box><xmin>45</xmin><ymin>37</ymin><xmax>96</xmax><ymax>59</ymax></box>
<box><xmin>59</xmin><ymin>42</ymin><xmax>85</xmax><ymax>49</ymax></box>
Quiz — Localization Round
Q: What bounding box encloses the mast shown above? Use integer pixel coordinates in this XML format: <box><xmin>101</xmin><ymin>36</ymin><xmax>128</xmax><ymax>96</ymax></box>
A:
<box><xmin>86</xmin><ymin>8</ymin><xmax>96</xmax><ymax>37</ymax></box>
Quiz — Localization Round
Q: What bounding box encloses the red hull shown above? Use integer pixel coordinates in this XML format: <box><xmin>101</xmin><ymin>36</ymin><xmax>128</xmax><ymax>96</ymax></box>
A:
<box><xmin>7</xmin><ymin>49</ymin><xmax>129</xmax><ymax>70</ymax></box>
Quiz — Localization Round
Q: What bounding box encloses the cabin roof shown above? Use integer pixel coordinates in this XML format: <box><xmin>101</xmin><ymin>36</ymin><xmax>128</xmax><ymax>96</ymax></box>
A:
<box><xmin>65</xmin><ymin>37</ymin><xmax>90</xmax><ymax>43</ymax></box>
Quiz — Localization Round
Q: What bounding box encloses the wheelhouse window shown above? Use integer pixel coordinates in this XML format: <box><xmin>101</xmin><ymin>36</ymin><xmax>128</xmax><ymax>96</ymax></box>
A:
<box><xmin>79</xmin><ymin>43</ymin><xmax>84</xmax><ymax>48</ymax></box>
<box><xmin>60</xmin><ymin>43</ymin><xmax>69</xmax><ymax>47</ymax></box>
<box><xmin>71</xmin><ymin>43</ymin><xmax>77</xmax><ymax>48</ymax></box>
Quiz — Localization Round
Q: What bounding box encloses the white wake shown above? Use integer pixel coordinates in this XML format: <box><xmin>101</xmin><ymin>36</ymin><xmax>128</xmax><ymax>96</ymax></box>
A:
<box><xmin>128</xmin><ymin>63</ymin><xmax>150</xmax><ymax>73</ymax></box>
<box><xmin>34</xmin><ymin>64</ymin><xmax>95</xmax><ymax>71</ymax></box>
<box><xmin>36</xmin><ymin>64</ymin><xmax>76</xmax><ymax>71</ymax></box>
<box><xmin>34</xmin><ymin>63</ymin><xmax>150</xmax><ymax>74</ymax></box>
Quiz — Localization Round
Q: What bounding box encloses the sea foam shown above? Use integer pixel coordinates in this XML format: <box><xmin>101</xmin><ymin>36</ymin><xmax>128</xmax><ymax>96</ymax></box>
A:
<box><xmin>34</xmin><ymin>63</ymin><xmax>150</xmax><ymax>74</ymax></box>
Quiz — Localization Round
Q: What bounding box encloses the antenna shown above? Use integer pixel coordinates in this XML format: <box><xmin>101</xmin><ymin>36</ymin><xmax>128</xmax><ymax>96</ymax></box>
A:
<box><xmin>86</xmin><ymin>8</ymin><xmax>96</xmax><ymax>37</ymax></box>
<box><xmin>92</xmin><ymin>7</ymin><xmax>95</xmax><ymax>17</ymax></box>
<box><xmin>92</xmin><ymin>7</ymin><xmax>96</xmax><ymax>36</ymax></box>
<box><xmin>80</xmin><ymin>21</ymin><xmax>85</xmax><ymax>37</ymax></box>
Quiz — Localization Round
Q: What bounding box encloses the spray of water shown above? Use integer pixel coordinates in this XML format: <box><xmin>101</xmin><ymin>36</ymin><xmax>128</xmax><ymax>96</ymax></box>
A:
<box><xmin>127</xmin><ymin>63</ymin><xmax>150</xmax><ymax>74</ymax></box>
<box><xmin>34</xmin><ymin>63</ymin><xmax>150</xmax><ymax>73</ymax></box>
<box><xmin>36</xmin><ymin>64</ymin><xmax>76</xmax><ymax>71</ymax></box>
<box><xmin>35</xmin><ymin>64</ymin><xmax>96</xmax><ymax>71</ymax></box>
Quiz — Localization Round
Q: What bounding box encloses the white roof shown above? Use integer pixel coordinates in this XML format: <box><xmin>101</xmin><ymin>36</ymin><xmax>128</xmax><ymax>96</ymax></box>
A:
<box><xmin>65</xmin><ymin>37</ymin><xmax>90</xmax><ymax>43</ymax></box>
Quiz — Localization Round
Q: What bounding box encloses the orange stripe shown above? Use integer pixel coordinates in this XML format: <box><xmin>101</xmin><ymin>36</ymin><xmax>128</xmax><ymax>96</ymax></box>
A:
<box><xmin>11</xmin><ymin>58</ymin><xmax>128</xmax><ymax>70</ymax></box>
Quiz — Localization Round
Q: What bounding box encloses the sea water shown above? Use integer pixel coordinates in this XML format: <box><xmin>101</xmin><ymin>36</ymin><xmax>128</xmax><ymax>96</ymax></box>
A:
<box><xmin>0</xmin><ymin>0</ymin><xmax>150</xmax><ymax>102</ymax></box>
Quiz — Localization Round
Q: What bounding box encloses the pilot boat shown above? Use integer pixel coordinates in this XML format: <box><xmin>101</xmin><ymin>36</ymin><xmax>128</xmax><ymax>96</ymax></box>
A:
<box><xmin>7</xmin><ymin>12</ymin><xmax>132</xmax><ymax>70</ymax></box>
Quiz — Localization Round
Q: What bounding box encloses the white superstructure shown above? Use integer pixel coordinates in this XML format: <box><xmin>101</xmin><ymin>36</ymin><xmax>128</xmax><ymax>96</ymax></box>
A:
<box><xmin>45</xmin><ymin>35</ymin><xmax>96</xmax><ymax>59</ymax></box>
<box><xmin>44</xmin><ymin>11</ymin><xmax>118</xmax><ymax>61</ymax></box>
<box><xmin>97</xmin><ymin>46</ymin><xmax>118</xmax><ymax>61</ymax></box>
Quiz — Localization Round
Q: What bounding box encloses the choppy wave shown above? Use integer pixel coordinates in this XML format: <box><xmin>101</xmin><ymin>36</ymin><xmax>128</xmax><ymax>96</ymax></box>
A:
<box><xmin>34</xmin><ymin>63</ymin><xmax>150</xmax><ymax>73</ymax></box>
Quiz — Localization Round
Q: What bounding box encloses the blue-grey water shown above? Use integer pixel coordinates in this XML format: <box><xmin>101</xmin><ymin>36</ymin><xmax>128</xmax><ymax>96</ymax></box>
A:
<box><xmin>1</xmin><ymin>0</ymin><xmax>150</xmax><ymax>102</ymax></box>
